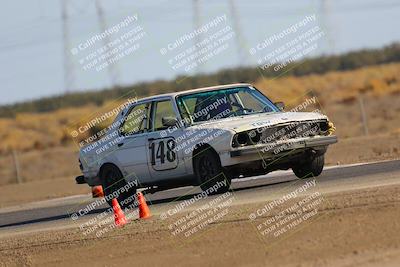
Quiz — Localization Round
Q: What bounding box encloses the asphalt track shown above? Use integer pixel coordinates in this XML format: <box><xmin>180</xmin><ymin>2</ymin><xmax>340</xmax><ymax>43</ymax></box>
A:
<box><xmin>0</xmin><ymin>159</ymin><xmax>399</xmax><ymax>236</ymax></box>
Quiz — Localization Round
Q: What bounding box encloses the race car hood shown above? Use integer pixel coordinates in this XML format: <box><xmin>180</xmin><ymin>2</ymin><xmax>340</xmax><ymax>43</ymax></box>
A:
<box><xmin>189</xmin><ymin>111</ymin><xmax>328</xmax><ymax>133</ymax></box>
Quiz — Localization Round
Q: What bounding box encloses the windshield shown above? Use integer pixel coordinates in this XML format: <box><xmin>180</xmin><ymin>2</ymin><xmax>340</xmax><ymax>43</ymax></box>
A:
<box><xmin>176</xmin><ymin>86</ymin><xmax>279</xmax><ymax>124</ymax></box>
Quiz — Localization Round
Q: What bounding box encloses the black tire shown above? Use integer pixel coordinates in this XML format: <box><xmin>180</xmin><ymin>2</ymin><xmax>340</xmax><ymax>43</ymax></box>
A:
<box><xmin>193</xmin><ymin>148</ymin><xmax>231</xmax><ymax>194</ymax></box>
<box><xmin>292</xmin><ymin>154</ymin><xmax>325</xmax><ymax>179</ymax></box>
<box><xmin>100</xmin><ymin>164</ymin><xmax>137</xmax><ymax>209</ymax></box>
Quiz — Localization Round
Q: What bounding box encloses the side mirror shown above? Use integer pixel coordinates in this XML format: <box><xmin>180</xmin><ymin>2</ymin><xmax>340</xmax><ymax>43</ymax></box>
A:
<box><xmin>274</xmin><ymin>102</ymin><xmax>285</xmax><ymax>111</ymax></box>
<box><xmin>162</xmin><ymin>117</ymin><xmax>178</xmax><ymax>127</ymax></box>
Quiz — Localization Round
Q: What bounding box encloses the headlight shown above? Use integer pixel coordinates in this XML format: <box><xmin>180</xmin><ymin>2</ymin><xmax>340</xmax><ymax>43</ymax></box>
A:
<box><xmin>236</xmin><ymin>132</ymin><xmax>249</xmax><ymax>146</ymax></box>
<box><xmin>232</xmin><ymin>130</ymin><xmax>261</xmax><ymax>147</ymax></box>
<box><xmin>319</xmin><ymin>120</ymin><xmax>335</xmax><ymax>135</ymax></box>
<box><xmin>248</xmin><ymin>130</ymin><xmax>261</xmax><ymax>144</ymax></box>
<box><xmin>232</xmin><ymin>132</ymin><xmax>250</xmax><ymax>147</ymax></box>
<box><xmin>319</xmin><ymin>121</ymin><xmax>329</xmax><ymax>132</ymax></box>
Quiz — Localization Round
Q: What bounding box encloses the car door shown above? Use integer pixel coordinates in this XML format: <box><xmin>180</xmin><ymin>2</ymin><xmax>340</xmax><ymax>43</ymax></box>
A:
<box><xmin>112</xmin><ymin>101</ymin><xmax>151</xmax><ymax>185</ymax></box>
<box><xmin>146</xmin><ymin>98</ymin><xmax>188</xmax><ymax>182</ymax></box>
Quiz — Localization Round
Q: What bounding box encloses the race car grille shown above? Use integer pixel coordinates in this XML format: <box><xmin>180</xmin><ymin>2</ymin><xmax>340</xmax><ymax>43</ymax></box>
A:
<box><xmin>233</xmin><ymin>121</ymin><xmax>325</xmax><ymax>148</ymax></box>
<box><xmin>259</xmin><ymin>121</ymin><xmax>321</xmax><ymax>142</ymax></box>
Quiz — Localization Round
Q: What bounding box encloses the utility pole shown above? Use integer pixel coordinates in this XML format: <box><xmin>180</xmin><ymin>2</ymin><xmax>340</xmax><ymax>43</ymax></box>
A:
<box><xmin>12</xmin><ymin>150</ymin><xmax>22</xmax><ymax>184</ymax></box>
<box><xmin>62</xmin><ymin>0</ymin><xmax>74</xmax><ymax>93</ymax></box>
<box><xmin>228</xmin><ymin>0</ymin><xmax>248</xmax><ymax>66</ymax></box>
<box><xmin>193</xmin><ymin>0</ymin><xmax>202</xmax><ymax>73</ymax></box>
<box><xmin>359</xmin><ymin>94</ymin><xmax>369</xmax><ymax>136</ymax></box>
<box><xmin>320</xmin><ymin>0</ymin><xmax>335</xmax><ymax>53</ymax></box>
<box><xmin>95</xmin><ymin>0</ymin><xmax>120</xmax><ymax>88</ymax></box>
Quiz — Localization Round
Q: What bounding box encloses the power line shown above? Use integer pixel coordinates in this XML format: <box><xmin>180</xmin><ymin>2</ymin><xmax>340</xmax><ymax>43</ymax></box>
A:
<box><xmin>2</xmin><ymin>1</ymin><xmax>400</xmax><ymax>52</ymax></box>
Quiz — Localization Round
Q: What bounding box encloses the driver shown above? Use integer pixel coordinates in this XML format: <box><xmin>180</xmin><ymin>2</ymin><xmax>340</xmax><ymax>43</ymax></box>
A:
<box><xmin>208</xmin><ymin>94</ymin><xmax>232</xmax><ymax>119</ymax></box>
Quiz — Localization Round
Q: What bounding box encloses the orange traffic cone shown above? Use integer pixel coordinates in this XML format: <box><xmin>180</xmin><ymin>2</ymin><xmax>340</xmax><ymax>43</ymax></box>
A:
<box><xmin>112</xmin><ymin>198</ymin><xmax>127</xmax><ymax>227</ymax></box>
<box><xmin>137</xmin><ymin>192</ymin><xmax>151</xmax><ymax>219</ymax></box>
<box><xmin>92</xmin><ymin>186</ymin><xmax>104</xmax><ymax>198</ymax></box>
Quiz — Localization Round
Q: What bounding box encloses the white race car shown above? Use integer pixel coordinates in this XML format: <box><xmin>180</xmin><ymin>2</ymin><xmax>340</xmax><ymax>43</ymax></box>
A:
<box><xmin>76</xmin><ymin>83</ymin><xmax>337</xmax><ymax>207</ymax></box>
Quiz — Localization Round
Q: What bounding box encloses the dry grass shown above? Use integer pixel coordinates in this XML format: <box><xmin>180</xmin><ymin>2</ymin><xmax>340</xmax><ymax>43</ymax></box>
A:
<box><xmin>255</xmin><ymin>62</ymin><xmax>400</xmax><ymax>106</ymax></box>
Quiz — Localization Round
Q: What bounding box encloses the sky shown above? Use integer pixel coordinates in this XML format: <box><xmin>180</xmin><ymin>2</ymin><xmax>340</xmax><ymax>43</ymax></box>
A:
<box><xmin>0</xmin><ymin>0</ymin><xmax>400</xmax><ymax>105</ymax></box>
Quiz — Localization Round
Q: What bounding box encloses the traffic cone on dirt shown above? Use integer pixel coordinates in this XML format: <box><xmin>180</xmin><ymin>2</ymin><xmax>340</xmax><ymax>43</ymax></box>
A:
<box><xmin>137</xmin><ymin>192</ymin><xmax>151</xmax><ymax>219</ymax></box>
<box><xmin>112</xmin><ymin>198</ymin><xmax>127</xmax><ymax>227</ymax></box>
<box><xmin>91</xmin><ymin>186</ymin><xmax>104</xmax><ymax>198</ymax></box>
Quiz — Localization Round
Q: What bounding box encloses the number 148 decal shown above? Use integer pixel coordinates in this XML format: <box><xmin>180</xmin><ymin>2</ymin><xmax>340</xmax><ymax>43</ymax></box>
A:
<box><xmin>149</xmin><ymin>138</ymin><xmax>177</xmax><ymax>170</ymax></box>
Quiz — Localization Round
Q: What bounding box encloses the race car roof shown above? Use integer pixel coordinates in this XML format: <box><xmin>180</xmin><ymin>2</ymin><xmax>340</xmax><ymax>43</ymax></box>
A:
<box><xmin>138</xmin><ymin>83</ymin><xmax>252</xmax><ymax>103</ymax></box>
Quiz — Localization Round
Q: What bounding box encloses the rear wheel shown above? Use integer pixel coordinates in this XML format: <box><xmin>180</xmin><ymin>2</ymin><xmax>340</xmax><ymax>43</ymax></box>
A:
<box><xmin>292</xmin><ymin>154</ymin><xmax>325</xmax><ymax>179</ymax></box>
<box><xmin>194</xmin><ymin>148</ymin><xmax>231</xmax><ymax>194</ymax></box>
<box><xmin>100</xmin><ymin>164</ymin><xmax>137</xmax><ymax>209</ymax></box>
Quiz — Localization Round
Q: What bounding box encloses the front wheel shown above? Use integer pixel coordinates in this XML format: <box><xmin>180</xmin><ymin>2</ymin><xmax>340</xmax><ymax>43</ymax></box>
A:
<box><xmin>100</xmin><ymin>164</ymin><xmax>137</xmax><ymax>209</ymax></box>
<box><xmin>194</xmin><ymin>148</ymin><xmax>231</xmax><ymax>194</ymax></box>
<box><xmin>292</xmin><ymin>154</ymin><xmax>325</xmax><ymax>179</ymax></box>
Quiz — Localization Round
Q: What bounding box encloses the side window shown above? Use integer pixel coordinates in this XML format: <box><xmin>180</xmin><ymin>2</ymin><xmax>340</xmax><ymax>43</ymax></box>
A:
<box><xmin>120</xmin><ymin>103</ymin><xmax>149</xmax><ymax>135</ymax></box>
<box><xmin>152</xmin><ymin>100</ymin><xmax>177</xmax><ymax>131</ymax></box>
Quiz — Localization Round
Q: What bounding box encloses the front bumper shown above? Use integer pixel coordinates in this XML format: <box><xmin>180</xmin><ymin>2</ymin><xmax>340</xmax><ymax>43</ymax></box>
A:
<box><xmin>220</xmin><ymin>135</ymin><xmax>337</xmax><ymax>166</ymax></box>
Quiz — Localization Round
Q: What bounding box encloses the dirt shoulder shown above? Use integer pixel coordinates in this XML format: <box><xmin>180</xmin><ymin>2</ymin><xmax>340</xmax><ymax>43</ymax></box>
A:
<box><xmin>1</xmin><ymin>184</ymin><xmax>399</xmax><ymax>267</ymax></box>
<box><xmin>325</xmin><ymin>133</ymin><xmax>400</xmax><ymax>165</ymax></box>
<box><xmin>0</xmin><ymin>177</ymin><xmax>88</xmax><ymax>209</ymax></box>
